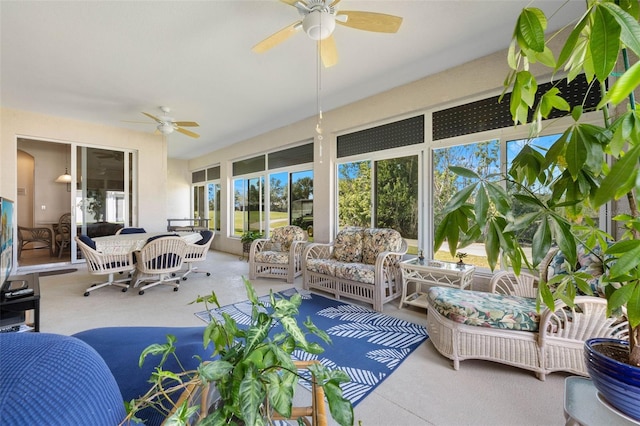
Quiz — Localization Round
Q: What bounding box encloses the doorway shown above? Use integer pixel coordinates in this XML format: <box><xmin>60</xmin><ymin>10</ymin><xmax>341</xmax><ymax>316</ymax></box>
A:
<box><xmin>16</xmin><ymin>139</ymin><xmax>135</xmax><ymax>271</ymax></box>
<box><xmin>16</xmin><ymin>140</ymin><xmax>72</xmax><ymax>268</ymax></box>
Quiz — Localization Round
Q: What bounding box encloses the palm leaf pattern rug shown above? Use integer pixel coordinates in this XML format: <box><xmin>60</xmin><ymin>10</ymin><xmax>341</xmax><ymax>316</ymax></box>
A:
<box><xmin>195</xmin><ymin>288</ymin><xmax>428</xmax><ymax>406</ymax></box>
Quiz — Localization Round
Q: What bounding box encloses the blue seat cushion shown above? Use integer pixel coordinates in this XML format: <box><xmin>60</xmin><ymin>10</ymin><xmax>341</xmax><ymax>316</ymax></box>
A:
<box><xmin>79</xmin><ymin>234</ymin><xmax>96</xmax><ymax>250</ymax></box>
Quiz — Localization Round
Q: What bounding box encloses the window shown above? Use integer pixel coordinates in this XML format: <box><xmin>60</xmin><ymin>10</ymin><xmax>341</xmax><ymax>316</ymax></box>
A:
<box><xmin>232</xmin><ymin>143</ymin><xmax>313</xmax><ymax>238</ymax></box>
<box><xmin>432</xmin><ymin>140</ymin><xmax>501</xmax><ymax>267</ymax></box>
<box><xmin>338</xmin><ymin>155</ymin><xmax>419</xmax><ymax>251</ymax></box>
<box><xmin>233</xmin><ymin>176</ymin><xmax>264</xmax><ymax>236</ymax></box>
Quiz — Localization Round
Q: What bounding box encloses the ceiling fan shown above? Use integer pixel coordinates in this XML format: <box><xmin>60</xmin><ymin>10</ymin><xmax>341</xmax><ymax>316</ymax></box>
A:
<box><xmin>252</xmin><ymin>0</ymin><xmax>403</xmax><ymax>67</ymax></box>
<box><xmin>132</xmin><ymin>106</ymin><xmax>200</xmax><ymax>139</ymax></box>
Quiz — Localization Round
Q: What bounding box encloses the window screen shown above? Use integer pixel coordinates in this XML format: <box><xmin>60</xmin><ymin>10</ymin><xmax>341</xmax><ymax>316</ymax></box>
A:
<box><xmin>268</xmin><ymin>143</ymin><xmax>313</xmax><ymax>169</ymax></box>
<box><xmin>433</xmin><ymin>74</ymin><xmax>602</xmax><ymax>141</ymax></box>
<box><xmin>233</xmin><ymin>155</ymin><xmax>265</xmax><ymax>176</ymax></box>
<box><xmin>207</xmin><ymin>166</ymin><xmax>220</xmax><ymax>180</ymax></box>
<box><xmin>191</xmin><ymin>170</ymin><xmax>206</xmax><ymax>183</ymax></box>
<box><xmin>337</xmin><ymin>115</ymin><xmax>424</xmax><ymax>158</ymax></box>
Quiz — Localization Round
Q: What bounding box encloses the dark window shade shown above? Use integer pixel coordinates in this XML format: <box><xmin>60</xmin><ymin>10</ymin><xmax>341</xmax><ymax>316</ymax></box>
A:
<box><xmin>207</xmin><ymin>166</ymin><xmax>220</xmax><ymax>180</ymax></box>
<box><xmin>433</xmin><ymin>74</ymin><xmax>602</xmax><ymax>140</ymax></box>
<box><xmin>191</xmin><ymin>170</ymin><xmax>206</xmax><ymax>183</ymax></box>
<box><xmin>337</xmin><ymin>115</ymin><xmax>424</xmax><ymax>158</ymax></box>
<box><xmin>233</xmin><ymin>155</ymin><xmax>265</xmax><ymax>176</ymax></box>
<box><xmin>268</xmin><ymin>143</ymin><xmax>314</xmax><ymax>169</ymax></box>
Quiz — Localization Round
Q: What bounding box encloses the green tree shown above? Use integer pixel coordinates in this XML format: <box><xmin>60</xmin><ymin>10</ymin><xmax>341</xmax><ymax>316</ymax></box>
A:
<box><xmin>291</xmin><ymin>176</ymin><xmax>313</xmax><ymax>201</ymax></box>
<box><xmin>338</xmin><ymin>161</ymin><xmax>371</xmax><ymax>227</ymax></box>
<box><xmin>376</xmin><ymin>156</ymin><xmax>419</xmax><ymax>238</ymax></box>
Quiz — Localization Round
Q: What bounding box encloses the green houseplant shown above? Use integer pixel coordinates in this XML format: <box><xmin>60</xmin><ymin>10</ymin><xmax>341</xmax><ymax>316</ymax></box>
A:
<box><xmin>123</xmin><ymin>277</ymin><xmax>353</xmax><ymax>426</ymax></box>
<box><xmin>435</xmin><ymin>0</ymin><xmax>640</xmax><ymax>368</ymax></box>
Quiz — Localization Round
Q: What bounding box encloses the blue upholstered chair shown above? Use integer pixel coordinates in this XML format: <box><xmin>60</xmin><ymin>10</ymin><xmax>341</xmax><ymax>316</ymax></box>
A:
<box><xmin>0</xmin><ymin>332</ymin><xmax>126</xmax><ymax>425</ymax></box>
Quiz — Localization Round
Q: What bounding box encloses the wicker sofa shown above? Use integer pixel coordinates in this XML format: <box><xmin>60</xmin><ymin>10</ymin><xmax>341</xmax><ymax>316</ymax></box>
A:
<box><xmin>302</xmin><ymin>226</ymin><xmax>407</xmax><ymax>312</ymax></box>
<box><xmin>425</xmin><ymin>248</ymin><xmax>629</xmax><ymax>380</ymax></box>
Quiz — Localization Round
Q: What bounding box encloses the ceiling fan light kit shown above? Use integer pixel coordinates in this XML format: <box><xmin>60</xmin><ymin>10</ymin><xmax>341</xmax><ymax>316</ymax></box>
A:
<box><xmin>158</xmin><ymin>122</ymin><xmax>174</xmax><ymax>135</ymax></box>
<box><xmin>302</xmin><ymin>10</ymin><xmax>335</xmax><ymax>40</ymax></box>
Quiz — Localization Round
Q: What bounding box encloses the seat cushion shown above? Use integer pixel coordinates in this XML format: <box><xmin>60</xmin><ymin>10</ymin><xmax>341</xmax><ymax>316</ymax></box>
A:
<box><xmin>427</xmin><ymin>286</ymin><xmax>540</xmax><ymax>331</ymax></box>
<box><xmin>305</xmin><ymin>258</ymin><xmax>374</xmax><ymax>284</ymax></box>
<box><xmin>255</xmin><ymin>250</ymin><xmax>290</xmax><ymax>264</ymax></box>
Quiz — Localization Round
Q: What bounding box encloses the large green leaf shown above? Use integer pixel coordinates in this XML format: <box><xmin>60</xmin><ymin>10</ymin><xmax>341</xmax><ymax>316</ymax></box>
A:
<box><xmin>323</xmin><ymin>381</ymin><xmax>354</xmax><ymax>426</ymax></box>
<box><xmin>608</xmin><ymin>240</ymin><xmax>640</xmax><ymax>277</ymax></box>
<box><xmin>628</xmin><ymin>283</ymin><xmax>640</xmax><ymax>329</ymax></box>
<box><xmin>238</xmin><ymin>367</ymin><xmax>264</xmax><ymax>426</ymax></box>
<box><xmin>591</xmin><ymin>4</ymin><xmax>621</xmax><ymax>82</ymax></box>
<box><xmin>531</xmin><ymin>216</ymin><xmax>552</xmax><ymax>265</ymax></box>
<box><xmin>594</xmin><ymin>143</ymin><xmax>640</xmax><ymax>207</ymax></box>
<box><xmin>516</xmin><ymin>8</ymin><xmax>546</xmax><ymax>52</ymax></box>
<box><xmin>600</xmin><ymin>2</ymin><xmax>640</xmax><ymax>58</ymax></box>
<box><xmin>601</xmin><ymin>59</ymin><xmax>640</xmax><ymax>106</ymax></box>
<box><xmin>556</xmin><ymin>10</ymin><xmax>589</xmax><ymax>72</ymax></box>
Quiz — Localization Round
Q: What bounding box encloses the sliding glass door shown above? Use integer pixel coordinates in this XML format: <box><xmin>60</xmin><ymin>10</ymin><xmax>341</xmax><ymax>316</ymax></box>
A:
<box><xmin>74</xmin><ymin>146</ymin><xmax>135</xmax><ymax>262</ymax></box>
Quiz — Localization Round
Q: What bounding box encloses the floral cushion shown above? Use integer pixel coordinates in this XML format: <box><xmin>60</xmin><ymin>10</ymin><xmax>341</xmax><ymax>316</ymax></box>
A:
<box><xmin>254</xmin><ymin>251</ymin><xmax>289</xmax><ymax>264</ymax></box>
<box><xmin>333</xmin><ymin>227</ymin><xmax>364</xmax><ymax>263</ymax></box>
<box><xmin>334</xmin><ymin>262</ymin><xmax>375</xmax><ymax>284</ymax></box>
<box><xmin>362</xmin><ymin>228</ymin><xmax>403</xmax><ymax>265</ymax></box>
<box><xmin>306</xmin><ymin>258</ymin><xmax>374</xmax><ymax>284</ymax></box>
<box><xmin>427</xmin><ymin>286</ymin><xmax>540</xmax><ymax>331</ymax></box>
<box><xmin>547</xmin><ymin>245</ymin><xmax>605</xmax><ymax>296</ymax></box>
<box><xmin>270</xmin><ymin>225</ymin><xmax>305</xmax><ymax>252</ymax></box>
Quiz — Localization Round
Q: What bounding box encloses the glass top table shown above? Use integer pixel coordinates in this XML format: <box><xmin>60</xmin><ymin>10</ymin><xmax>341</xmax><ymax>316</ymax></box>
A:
<box><xmin>564</xmin><ymin>376</ymin><xmax>639</xmax><ymax>425</ymax></box>
<box><xmin>398</xmin><ymin>258</ymin><xmax>475</xmax><ymax>309</ymax></box>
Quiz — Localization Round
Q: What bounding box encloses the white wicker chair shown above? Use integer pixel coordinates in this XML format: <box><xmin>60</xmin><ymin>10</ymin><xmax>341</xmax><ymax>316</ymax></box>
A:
<box><xmin>133</xmin><ymin>236</ymin><xmax>188</xmax><ymax>295</ymax></box>
<box><xmin>425</xmin><ymin>270</ymin><xmax>629</xmax><ymax>380</ymax></box>
<box><xmin>75</xmin><ymin>236</ymin><xmax>136</xmax><ymax>296</ymax></box>
<box><xmin>249</xmin><ymin>226</ymin><xmax>306</xmax><ymax>283</ymax></box>
<box><xmin>179</xmin><ymin>230</ymin><xmax>214</xmax><ymax>280</ymax></box>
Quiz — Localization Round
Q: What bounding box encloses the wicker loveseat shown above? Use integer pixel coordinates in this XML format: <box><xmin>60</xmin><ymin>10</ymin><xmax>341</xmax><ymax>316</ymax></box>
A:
<box><xmin>425</xmin><ymin>249</ymin><xmax>629</xmax><ymax>380</ymax></box>
<box><xmin>302</xmin><ymin>226</ymin><xmax>408</xmax><ymax>312</ymax></box>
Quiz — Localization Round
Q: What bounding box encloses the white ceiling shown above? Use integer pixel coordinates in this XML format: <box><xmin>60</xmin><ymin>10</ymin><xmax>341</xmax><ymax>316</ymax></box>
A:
<box><xmin>1</xmin><ymin>1</ymin><xmax>584</xmax><ymax>160</ymax></box>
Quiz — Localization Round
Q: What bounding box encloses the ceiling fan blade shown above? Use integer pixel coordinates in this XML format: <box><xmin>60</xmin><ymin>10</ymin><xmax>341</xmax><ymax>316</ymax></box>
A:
<box><xmin>252</xmin><ymin>21</ymin><xmax>301</xmax><ymax>53</ymax></box>
<box><xmin>173</xmin><ymin>121</ymin><xmax>199</xmax><ymax>127</ymax></box>
<box><xmin>336</xmin><ymin>11</ymin><xmax>403</xmax><ymax>33</ymax></box>
<box><xmin>280</xmin><ymin>0</ymin><xmax>300</xmax><ymax>6</ymax></box>
<box><xmin>329</xmin><ymin>0</ymin><xmax>342</xmax><ymax>7</ymax></box>
<box><xmin>320</xmin><ymin>35</ymin><xmax>338</xmax><ymax>68</ymax></box>
<box><xmin>142</xmin><ymin>112</ymin><xmax>163</xmax><ymax>123</ymax></box>
<box><xmin>175</xmin><ymin>127</ymin><xmax>200</xmax><ymax>138</ymax></box>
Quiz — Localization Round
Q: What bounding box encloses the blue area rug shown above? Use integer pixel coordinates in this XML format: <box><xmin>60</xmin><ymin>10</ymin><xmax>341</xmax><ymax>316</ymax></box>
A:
<box><xmin>194</xmin><ymin>288</ymin><xmax>428</xmax><ymax>407</ymax></box>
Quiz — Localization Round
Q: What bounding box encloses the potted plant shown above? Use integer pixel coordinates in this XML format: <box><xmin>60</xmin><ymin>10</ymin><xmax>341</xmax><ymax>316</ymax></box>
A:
<box><xmin>435</xmin><ymin>0</ymin><xmax>640</xmax><ymax>419</ymax></box>
<box><xmin>123</xmin><ymin>277</ymin><xmax>353</xmax><ymax>425</ymax></box>
<box><xmin>240</xmin><ymin>230</ymin><xmax>262</xmax><ymax>254</ymax></box>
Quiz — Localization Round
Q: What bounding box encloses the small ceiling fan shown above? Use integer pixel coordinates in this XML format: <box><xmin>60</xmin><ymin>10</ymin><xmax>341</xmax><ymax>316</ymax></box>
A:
<box><xmin>131</xmin><ymin>106</ymin><xmax>200</xmax><ymax>138</ymax></box>
<box><xmin>252</xmin><ymin>0</ymin><xmax>403</xmax><ymax>67</ymax></box>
